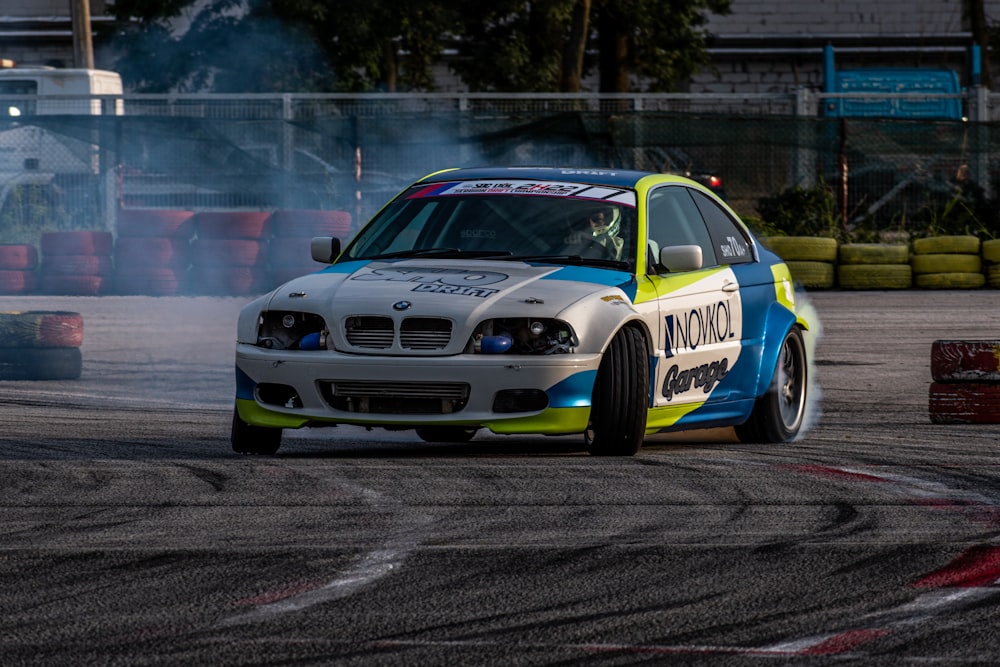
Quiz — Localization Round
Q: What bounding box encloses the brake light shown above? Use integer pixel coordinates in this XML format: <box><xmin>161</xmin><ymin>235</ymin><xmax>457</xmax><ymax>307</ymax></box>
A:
<box><xmin>708</xmin><ymin>176</ymin><xmax>723</xmax><ymax>189</ymax></box>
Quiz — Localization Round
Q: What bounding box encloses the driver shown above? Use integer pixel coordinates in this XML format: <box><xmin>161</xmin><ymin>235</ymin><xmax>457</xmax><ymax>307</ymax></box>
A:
<box><xmin>585</xmin><ymin>205</ymin><xmax>623</xmax><ymax>259</ymax></box>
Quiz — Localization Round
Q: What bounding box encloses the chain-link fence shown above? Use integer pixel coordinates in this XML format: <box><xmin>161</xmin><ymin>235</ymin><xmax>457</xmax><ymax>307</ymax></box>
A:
<box><xmin>1</xmin><ymin>91</ymin><xmax>1000</xmax><ymax>245</ymax></box>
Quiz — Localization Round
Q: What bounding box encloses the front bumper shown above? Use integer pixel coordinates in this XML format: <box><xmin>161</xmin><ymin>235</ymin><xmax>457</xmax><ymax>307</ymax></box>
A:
<box><xmin>234</xmin><ymin>344</ymin><xmax>602</xmax><ymax>435</ymax></box>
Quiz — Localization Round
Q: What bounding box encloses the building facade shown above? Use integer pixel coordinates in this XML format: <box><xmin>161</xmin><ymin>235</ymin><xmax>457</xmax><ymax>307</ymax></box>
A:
<box><xmin>0</xmin><ymin>0</ymin><xmax>111</xmax><ymax>69</ymax></box>
<box><xmin>694</xmin><ymin>0</ymin><xmax>992</xmax><ymax>93</ymax></box>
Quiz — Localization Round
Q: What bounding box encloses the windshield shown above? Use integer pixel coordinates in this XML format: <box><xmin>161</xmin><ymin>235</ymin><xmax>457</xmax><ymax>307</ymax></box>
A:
<box><xmin>343</xmin><ymin>180</ymin><xmax>638</xmax><ymax>271</ymax></box>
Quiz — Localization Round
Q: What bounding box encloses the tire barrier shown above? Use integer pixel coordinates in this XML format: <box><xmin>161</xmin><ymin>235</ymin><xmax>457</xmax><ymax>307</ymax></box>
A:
<box><xmin>837</xmin><ymin>263</ymin><xmax>913</xmax><ymax>290</ymax></box>
<box><xmin>269</xmin><ymin>209</ymin><xmax>352</xmax><ymax>238</ymax></box>
<box><xmin>194</xmin><ymin>211</ymin><xmax>272</xmax><ymax>240</ymax></box>
<box><xmin>267</xmin><ymin>210</ymin><xmax>352</xmax><ymax>290</ymax></box>
<box><xmin>983</xmin><ymin>239</ymin><xmax>1000</xmax><ymax>289</ymax></box>
<box><xmin>117</xmin><ymin>209</ymin><xmax>195</xmax><ymax>238</ymax></box>
<box><xmin>114</xmin><ymin>209</ymin><xmax>195</xmax><ymax>296</ymax></box>
<box><xmin>911</xmin><ymin>235</ymin><xmax>984</xmax><ymax>290</ymax></box>
<box><xmin>189</xmin><ymin>211</ymin><xmax>272</xmax><ymax>295</ymax></box>
<box><xmin>0</xmin><ymin>311</ymin><xmax>84</xmax><ymax>380</ymax></box>
<box><xmin>761</xmin><ymin>236</ymin><xmax>837</xmax><ymax>289</ymax></box>
<box><xmin>784</xmin><ymin>260</ymin><xmax>835</xmax><ymax>289</ymax></box>
<box><xmin>837</xmin><ymin>243</ymin><xmax>912</xmax><ymax>290</ymax></box>
<box><xmin>929</xmin><ymin>340</ymin><xmax>1000</xmax><ymax>424</ymax></box>
<box><xmin>39</xmin><ymin>231</ymin><xmax>114</xmax><ymax>295</ymax></box>
<box><xmin>0</xmin><ymin>244</ymin><xmax>39</xmax><ymax>295</ymax></box>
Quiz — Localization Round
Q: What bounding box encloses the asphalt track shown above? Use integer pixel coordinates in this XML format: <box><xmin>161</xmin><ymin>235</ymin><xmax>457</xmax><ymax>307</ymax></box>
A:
<box><xmin>1</xmin><ymin>290</ymin><xmax>999</xmax><ymax>666</ymax></box>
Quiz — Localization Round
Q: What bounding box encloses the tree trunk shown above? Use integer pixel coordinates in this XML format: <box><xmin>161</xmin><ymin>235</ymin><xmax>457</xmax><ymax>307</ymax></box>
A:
<box><xmin>597</xmin><ymin>11</ymin><xmax>629</xmax><ymax>93</ymax></box>
<box><xmin>560</xmin><ymin>0</ymin><xmax>592</xmax><ymax>92</ymax></box>
<box><xmin>382</xmin><ymin>39</ymin><xmax>397</xmax><ymax>92</ymax></box>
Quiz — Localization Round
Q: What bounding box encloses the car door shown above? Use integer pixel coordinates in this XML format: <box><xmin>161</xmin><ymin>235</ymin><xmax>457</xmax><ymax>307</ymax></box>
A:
<box><xmin>645</xmin><ymin>185</ymin><xmax>744</xmax><ymax>410</ymax></box>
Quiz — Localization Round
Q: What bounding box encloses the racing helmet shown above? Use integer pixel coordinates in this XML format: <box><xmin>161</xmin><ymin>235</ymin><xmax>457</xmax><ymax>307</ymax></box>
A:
<box><xmin>588</xmin><ymin>205</ymin><xmax>620</xmax><ymax>238</ymax></box>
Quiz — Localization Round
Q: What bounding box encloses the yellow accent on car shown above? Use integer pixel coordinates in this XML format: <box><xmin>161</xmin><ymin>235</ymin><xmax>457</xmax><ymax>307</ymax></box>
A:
<box><xmin>236</xmin><ymin>399</ymin><xmax>311</xmax><ymax>429</ymax></box>
<box><xmin>485</xmin><ymin>406</ymin><xmax>591</xmax><ymax>435</ymax></box>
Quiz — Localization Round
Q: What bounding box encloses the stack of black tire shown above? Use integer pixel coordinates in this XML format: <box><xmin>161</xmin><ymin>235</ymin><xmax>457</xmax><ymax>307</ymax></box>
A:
<box><xmin>190</xmin><ymin>212</ymin><xmax>272</xmax><ymax>295</ymax></box>
<box><xmin>0</xmin><ymin>311</ymin><xmax>84</xmax><ymax>380</ymax></box>
<box><xmin>114</xmin><ymin>209</ymin><xmax>195</xmax><ymax>296</ymax></box>
<box><xmin>39</xmin><ymin>231</ymin><xmax>114</xmax><ymax>295</ymax></box>
<box><xmin>0</xmin><ymin>244</ymin><xmax>38</xmax><ymax>294</ymax></box>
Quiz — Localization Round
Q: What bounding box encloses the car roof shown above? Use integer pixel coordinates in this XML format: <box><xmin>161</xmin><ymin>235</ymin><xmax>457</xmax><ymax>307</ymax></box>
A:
<box><xmin>417</xmin><ymin>166</ymin><xmax>667</xmax><ymax>189</ymax></box>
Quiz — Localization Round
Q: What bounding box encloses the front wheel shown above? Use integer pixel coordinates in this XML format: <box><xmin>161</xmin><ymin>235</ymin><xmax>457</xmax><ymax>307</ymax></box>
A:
<box><xmin>736</xmin><ymin>327</ymin><xmax>807</xmax><ymax>443</ymax></box>
<box><xmin>586</xmin><ymin>327</ymin><xmax>648</xmax><ymax>456</ymax></box>
<box><xmin>231</xmin><ymin>407</ymin><xmax>282</xmax><ymax>455</ymax></box>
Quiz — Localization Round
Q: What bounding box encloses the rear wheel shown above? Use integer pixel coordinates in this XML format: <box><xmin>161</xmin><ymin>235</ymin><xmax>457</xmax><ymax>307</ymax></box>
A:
<box><xmin>586</xmin><ymin>327</ymin><xmax>648</xmax><ymax>456</ymax></box>
<box><xmin>415</xmin><ymin>426</ymin><xmax>478</xmax><ymax>443</ymax></box>
<box><xmin>231</xmin><ymin>408</ymin><xmax>282</xmax><ymax>455</ymax></box>
<box><xmin>736</xmin><ymin>327</ymin><xmax>807</xmax><ymax>443</ymax></box>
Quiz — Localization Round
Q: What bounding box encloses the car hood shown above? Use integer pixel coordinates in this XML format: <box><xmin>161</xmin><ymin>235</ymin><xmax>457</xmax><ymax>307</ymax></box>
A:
<box><xmin>266</xmin><ymin>259</ymin><xmax>634</xmax><ymax>317</ymax></box>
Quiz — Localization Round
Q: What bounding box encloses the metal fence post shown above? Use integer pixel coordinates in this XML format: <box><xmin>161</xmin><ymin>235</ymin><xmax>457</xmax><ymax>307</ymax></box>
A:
<box><xmin>969</xmin><ymin>85</ymin><xmax>991</xmax><ymax>199</ymax></box>
<box><xmin>793</xmin><ymin>87</ymin><xmax>816</xmax><ymax>188</ymax></box>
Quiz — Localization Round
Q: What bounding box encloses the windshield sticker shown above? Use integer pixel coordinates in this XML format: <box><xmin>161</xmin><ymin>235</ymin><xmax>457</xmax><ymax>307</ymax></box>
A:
<box><xmin>352</xmin><ymin>266</ymin><xmax>508</xmax><ymax>298</ymax></box>
<box><xmin>411</xmin><ymin>180</ymin><xmax>637</xmax><ymax>207</ymax></box>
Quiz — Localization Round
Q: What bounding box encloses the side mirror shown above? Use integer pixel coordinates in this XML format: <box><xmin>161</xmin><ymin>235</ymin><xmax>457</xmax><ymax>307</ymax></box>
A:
<box><xmin>660</xmin><ymin>245</ymin><xmax>703</xmax><ymax>272</ymax></box>
<box><xmin>310</xmin><ymin>236</ymin><xmax>342</xmax><ymax>264</ymax></box>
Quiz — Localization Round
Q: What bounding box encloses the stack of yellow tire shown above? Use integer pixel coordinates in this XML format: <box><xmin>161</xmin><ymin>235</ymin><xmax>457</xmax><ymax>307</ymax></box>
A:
<box><xmin>983</xmin><ymin>239</ymin><xmax>1000</xmax><ymax>288</ymax></box>
<box><xmin>761</xmin><ymin>237</ymin><xmax>837</xmax><ymax>289</ymax></box>
<box><xmin>910</xmin><ymin>235</ymin><xmax>984</xmax><ymax>289</ymax></box>
<box><xmin>836</xmin><ymin>243</ymin><xmax>912</xmax><ymax>290</ymax></box>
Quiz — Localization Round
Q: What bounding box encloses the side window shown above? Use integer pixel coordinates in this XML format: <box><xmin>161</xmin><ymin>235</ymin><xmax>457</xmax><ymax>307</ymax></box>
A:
<box><xmin>646</xmin><ymin>186</ymin><xmax>718</xmax><ymax>273</ymax></box>
<box><xmin>690</xmin><ymin>190</ymin><xmax>755</xmax><ymax>265</ymax></box>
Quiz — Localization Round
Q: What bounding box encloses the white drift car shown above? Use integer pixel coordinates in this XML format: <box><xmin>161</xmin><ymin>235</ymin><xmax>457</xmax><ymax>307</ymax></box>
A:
<box><xmin>233</xmin><ymin>167</ymin><xmax>809</xmax><ymax>455</ymax></box>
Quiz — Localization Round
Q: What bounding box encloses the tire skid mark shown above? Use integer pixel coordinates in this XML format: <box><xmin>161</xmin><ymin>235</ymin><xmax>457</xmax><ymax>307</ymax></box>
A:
<box><xmin>217</xmin><ymin>481</ymin><xmax>431</xmax><ymax>627</ymax></box>
<box><xmin>370</xmin><ymin>630</ymin><xmax>889</xmax><ymax>657</ymax></box>
<box><xmin>913</xmin><ymin>545</ymin><xmax>1000</xmax><ymax>588</ymax></box>
<box><xmin>762</xmin><ymin>460</ymin><xmax>1000</xmax><ymax>654</ymax></box>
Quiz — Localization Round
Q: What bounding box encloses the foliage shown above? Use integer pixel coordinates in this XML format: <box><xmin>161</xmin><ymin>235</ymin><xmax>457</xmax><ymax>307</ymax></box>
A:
<box><xmin>594</xmin><ymin>0</ymin><xmax>730</xmax><ymax>93</ymax></box>
<box><xmin>911</xmin><ymin>180</ymin><xmax>1000</xmax><ymax>239</ymax></box>
<box><xmin>104</xmin><ymin>0</ymin><xmax>730</xmax><ymax>93</ymax></box>
<box><xmin>0</xmin><ymin>185</ymin><xmax>70</xmax><ymax>244</ymax></box>
<box><xmin>755</xmin><ymin>182</ymin><xmax>841</xmax><ymax>239</ymax></box>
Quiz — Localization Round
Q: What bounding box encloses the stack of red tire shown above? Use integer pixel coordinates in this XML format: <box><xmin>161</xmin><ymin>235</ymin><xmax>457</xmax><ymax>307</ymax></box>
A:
<box><xmin>0</xmin><ymin>244</ymin><xmax>39</xmax><ymax>294</ymax></box>
<box><xmin>114</xmin><ymin>210</ymin><xmax>195</xmax><ymax>296</ymax></box>
<box><xmin>929</xmin><ymin>340</ymin><xmax>1000</xmax><ymax>423</ymax></box>
<box><xmin>268</xmin><ymin>210</ymin><xmax>352</xmax><ymax>287</ymax></box>
<box><xmin>0</xmin><ymin>310</ymin><xmax>84</xmax><ymax>380</ymax></box>
<box><xmin>39</xmin><ymin>231</ymin><xmax>114</xmax><ymax>295</ymax></box>
<box><xmin>190</xmin><ymin>212</ymin><xmax>272</xmax><ymax>295</ymax></box>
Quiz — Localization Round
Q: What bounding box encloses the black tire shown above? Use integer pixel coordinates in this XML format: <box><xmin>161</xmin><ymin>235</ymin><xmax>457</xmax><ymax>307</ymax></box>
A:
<box><xmin>415</xmin><ymin>426</ymin><xmax>479</xmax><ymax>443</ymax></box>
<box><xmin>0</xmin><ymin>347</ymin><xmax>82</xmax><ymax>381</ymax></box>
<box><xmin>736</xmin><ymin>327</ymin><xmax>807</xmax><ymax>444</ymax></box>
<box><xmin>586</xmin><ymin>327</ymin><xmax>648</xmax><ymax>456</ymax></box>
<box><xmin>231</xmin><ymin>408</ymin><xmax>282</xmax><ymax>455</ymax></box>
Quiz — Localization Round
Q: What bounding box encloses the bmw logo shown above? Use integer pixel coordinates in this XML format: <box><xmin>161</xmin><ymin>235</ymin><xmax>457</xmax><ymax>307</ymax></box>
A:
<box><xmin>392</xmin><ymin>301</ymin><xmax>412</xmax><ymax>311</ymax></box>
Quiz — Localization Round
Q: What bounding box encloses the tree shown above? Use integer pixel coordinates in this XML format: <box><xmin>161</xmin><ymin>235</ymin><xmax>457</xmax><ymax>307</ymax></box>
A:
<box><xmin>452</xmin><ymin>0</ymin><xmax>730</xmax><ymax>92</ymax></box>
<box><xmin>105</xmin><ymin>0</ymin><xmax>460</xmax><ymax>92</ymax></box>
<box><xmin>595</xmin><ymin>0</ymin><xmax>731</xmax><ymax>93</ymax></box>
<box><xmin>105</xmin><ymin>0</ymin><xmax>729</xmax><ymax>93</ymax></box>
